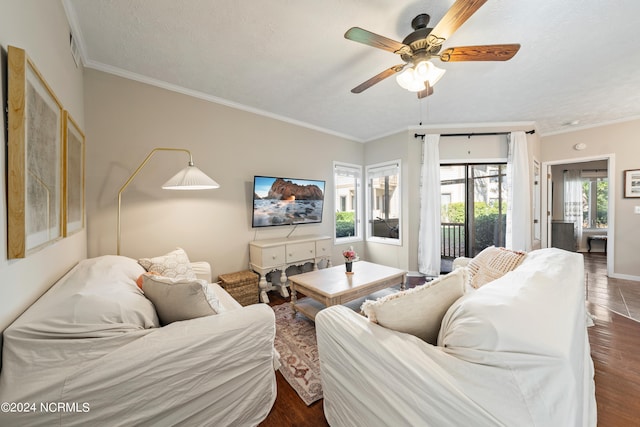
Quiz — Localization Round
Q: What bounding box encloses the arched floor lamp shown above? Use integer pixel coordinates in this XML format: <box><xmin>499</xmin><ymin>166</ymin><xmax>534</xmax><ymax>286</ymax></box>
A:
<box><xmin>117</xmin><ymin>147</ymin><xmax>219</xmax><ymax>255</ymax></box>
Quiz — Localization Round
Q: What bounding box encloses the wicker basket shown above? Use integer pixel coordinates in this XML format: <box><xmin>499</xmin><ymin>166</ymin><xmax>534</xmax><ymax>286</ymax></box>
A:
<box><xmin>218</xmin><ymin>270</ymin><xmax>259</xmax><ymax>306</ymax></box>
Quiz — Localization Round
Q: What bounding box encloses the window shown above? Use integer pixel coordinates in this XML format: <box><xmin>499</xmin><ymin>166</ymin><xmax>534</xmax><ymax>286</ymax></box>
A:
<box><xmin>366</xmin><ymin>160</ymin><xmax>401</xmax><ymax>244</ymax></box>
<box><xmin>334</xmin><ymin>162</ymin><xmax>362</xmax><ymax>243</ymax></box>
<box><xmin>582</xmin><ymin>174</ymin><xmax>608</xmax><ymax>229</ymax></box>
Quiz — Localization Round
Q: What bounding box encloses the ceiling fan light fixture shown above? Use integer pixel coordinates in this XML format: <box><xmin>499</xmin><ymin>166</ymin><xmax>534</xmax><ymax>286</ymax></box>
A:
<box><xmin>395</xmin><ymin>67</ymin><xmax>413</xmax><ymax>89</ymax></box>
<box><xmin>415</xmin><ymin>61</ymin><xmax>446</xmax><ymax>86</ymax></box>
<box><xmin>396</xmin><ymin>61</ymin><xmax>445</xmax><ymax>92</ymax></box>
<box><xmin>396</xmin><ymin>67</ymin><xmax>426</xmax><ymax>92</ymax></box>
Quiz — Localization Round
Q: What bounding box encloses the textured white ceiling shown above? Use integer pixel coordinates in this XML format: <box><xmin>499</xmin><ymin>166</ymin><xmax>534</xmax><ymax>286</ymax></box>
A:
<box><xmin>64</xmin><ymin>0</ymin><xmax>640</xmax><ymax>142</ymax></box>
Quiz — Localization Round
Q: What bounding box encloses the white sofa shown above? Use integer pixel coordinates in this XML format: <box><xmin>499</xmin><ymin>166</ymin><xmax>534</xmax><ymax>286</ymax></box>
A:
<box><xmin>316</xmin><ymin>248</ymin><xmax>596</xmax><ymax>426</ymax></box>
<box><xmin>0</xmin><ymin>255</ymin><xmax>278</xmax><ymax>426</ymax></box>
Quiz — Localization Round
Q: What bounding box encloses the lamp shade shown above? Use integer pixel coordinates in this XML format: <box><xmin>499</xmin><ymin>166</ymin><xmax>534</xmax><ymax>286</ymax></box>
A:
<box><xmin>161</xmin><ymin>165</ymin><xmax>220</xmax><ymax>190</ymax></box>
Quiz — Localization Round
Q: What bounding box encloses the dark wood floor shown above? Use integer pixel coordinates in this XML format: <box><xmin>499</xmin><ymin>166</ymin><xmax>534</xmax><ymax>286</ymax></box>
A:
<box><xmin>584</xmin><ymin>253</ymin><xmax>640</xmax><ymax>425</ymax></box>
<box><xmin>260</xmin><ymin>291</ymin><xmax>328</xmax><ymax>427</ymax></box>
<box><xmin>260</xmin><ymin>254</ymin><xmax>640</xmax><ymax>426</ymax></box>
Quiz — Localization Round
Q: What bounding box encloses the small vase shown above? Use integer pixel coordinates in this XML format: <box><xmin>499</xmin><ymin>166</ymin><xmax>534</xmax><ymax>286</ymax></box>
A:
<box><xmin>345</xmin><ymin>262</ymin><xmax>353</xmax><ymax>273</ymax></box>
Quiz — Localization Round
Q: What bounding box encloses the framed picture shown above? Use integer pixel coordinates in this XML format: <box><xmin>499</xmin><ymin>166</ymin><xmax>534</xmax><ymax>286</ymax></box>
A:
<box><xmin>7</xmin><ymin>46</ymin><xmax>63</xmax><ymax>258</ymax></box>
<box><xmin>624</xmin><ymin>169</ymin><xmax>640</xmax><ymax>198</ymax></box>
<box><xmin>63</xmin><ymin>111</ymin><xmax>85</xmax><ymax>236</ymax></box>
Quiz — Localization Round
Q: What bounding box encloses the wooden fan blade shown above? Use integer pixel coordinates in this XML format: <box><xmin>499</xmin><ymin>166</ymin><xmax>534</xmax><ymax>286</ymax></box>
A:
<box><xmin>417</xmin><ymin>81</ymin><xmax>434</xmax><ymax>99</ymax></box>
<box><xmin>439</xmin><ymin>44</ymin><xmax>520</xmax><ymax>62</ymax></box>
<box><xmin>351</xmin><ymin>64</ymin><xmax>406</xmax><ymax>93</ymax></box>
<box><xmin>427</xmin><ymin>0</ymin><xmax>488</xmax><ymax>48</ymax></box>
<box><xmin>345</xmin><ymin>27</ymin><xmax>411</xmax><ymax>55</ymax></box>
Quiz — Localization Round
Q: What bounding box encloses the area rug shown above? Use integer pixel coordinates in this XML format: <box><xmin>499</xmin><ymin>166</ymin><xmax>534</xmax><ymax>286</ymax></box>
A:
<box><xmin>272</xmin><ymin>303</ymin><xmax>322</xmax><ymax>406</ymax></box>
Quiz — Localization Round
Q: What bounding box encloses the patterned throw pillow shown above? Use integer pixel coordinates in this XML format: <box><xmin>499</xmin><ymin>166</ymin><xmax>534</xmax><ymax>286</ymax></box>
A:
<box><xmin>467</xmin><ymin>246</ymin><xmax>526</xmax><ymax>289</ymax></box>
<box><xmin>138</xmin><ymin>248</ymin><xmax>197</xmax><ymax>280</ymax></box>
<box><xmin>360</xmin><ymin>268</ymin><xmax>466</xmax><ymax>345</ymax></box>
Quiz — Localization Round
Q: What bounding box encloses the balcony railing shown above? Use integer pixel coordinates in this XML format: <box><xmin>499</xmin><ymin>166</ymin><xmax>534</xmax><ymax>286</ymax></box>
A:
<box><xmin>441</xmin><ymin>222</ymin><xmax>464</xmax><ymax>259</ymax></box>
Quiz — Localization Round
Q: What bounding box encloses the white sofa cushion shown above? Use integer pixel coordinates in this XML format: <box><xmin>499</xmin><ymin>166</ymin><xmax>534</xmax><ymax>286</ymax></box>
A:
<box><xmin>440</xmin><ymin>248</ymin><xmax>581</xmax><ymax>355</ymax></box>
<box><xmin>361</xmin><ymin>268</ymin><xmax>466</xmax><ymax>344</ymax></box>
<box><xmin>138</xmin><ymin>247</ymin><xmax>197</xmax><ymax>280</ymax></box>
<box><xmin>142</xmin><ymin>275</ymin><xmax>222</xmax><ymax>325</ymax></box>
<box><xmin>24</xmin><ymin>255</ymin><xmax>160</xmax><ymax>332</ymax></box>
<box><xmin>467</xmin><ymin>246</ymin><xmax>526</xmax><ymax>289</ymax></box>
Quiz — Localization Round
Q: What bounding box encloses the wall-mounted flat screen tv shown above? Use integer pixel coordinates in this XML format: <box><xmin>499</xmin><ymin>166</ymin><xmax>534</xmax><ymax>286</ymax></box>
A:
<box><xmin>252</xmin><ymin>176</ymin><xmax>325</xmax><ymax>227</ymax></box>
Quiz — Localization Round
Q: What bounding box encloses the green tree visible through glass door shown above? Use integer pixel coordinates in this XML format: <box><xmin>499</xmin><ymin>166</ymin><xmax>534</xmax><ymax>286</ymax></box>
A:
<box><xmin>440</xmin><ymin>164</ymin><xmax>508</xmax><ymax>258</ymax></box>
<box><xmin>468</xmin><ymin>164</ymin><xmax>507</xmax><ymax>257</ymax></box>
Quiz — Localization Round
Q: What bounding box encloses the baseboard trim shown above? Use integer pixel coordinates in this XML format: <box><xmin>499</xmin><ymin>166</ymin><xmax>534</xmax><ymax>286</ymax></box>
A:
<box><xmin>608</xmin><ymin>272</ymin><xmax>640</xmax><ymax>282</ymax></box>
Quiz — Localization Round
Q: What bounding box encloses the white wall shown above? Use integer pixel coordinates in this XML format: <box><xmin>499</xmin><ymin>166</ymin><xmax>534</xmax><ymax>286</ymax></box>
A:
<box><xmin>84</xmin><ymin>70</ymin><xmax>364</xmax><ymax>280</ymax></box>
<box><xmin>363</xmin><ymin>132</ymin><xmax>412</xmax><ymax>270</ymax></box>
<box><xmin>0</xmin><ymin>0</ymin><xmax>86</xmax><ymax>331</ymax></box>
<box><xmin>541</xmin><ymin>119</ymin><xmax>640</xmax><ymax>280</ymax></box>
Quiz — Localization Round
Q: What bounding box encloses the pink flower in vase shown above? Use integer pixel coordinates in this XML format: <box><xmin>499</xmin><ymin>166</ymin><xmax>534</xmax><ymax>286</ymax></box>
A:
<box><xmin>342</xmin><ymin>247</ymin><xmax>358</xmax><ymax>262</ymax></box>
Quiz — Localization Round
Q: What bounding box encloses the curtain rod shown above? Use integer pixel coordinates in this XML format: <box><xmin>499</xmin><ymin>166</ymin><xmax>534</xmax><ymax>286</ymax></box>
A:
<box><xmin>414</xmin><ymin>129</ymin><xmax>535</xmax><ymax>139</ymax></box>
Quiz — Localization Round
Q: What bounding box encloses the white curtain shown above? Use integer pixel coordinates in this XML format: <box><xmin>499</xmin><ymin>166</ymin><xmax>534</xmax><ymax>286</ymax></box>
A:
<box><xmin>418</xmin><ymin>134</ymin><xmax>441</xmax><ymax>276</ymax></box>
<box><xmin>505</xmin><ymin>131</ymin><xmax>532</xmax><ymax>252</ymax></box>
<box><xmin>564</xmin><ymin>170</ymin><xmax>583</xmax><ymax>249</ymax></box>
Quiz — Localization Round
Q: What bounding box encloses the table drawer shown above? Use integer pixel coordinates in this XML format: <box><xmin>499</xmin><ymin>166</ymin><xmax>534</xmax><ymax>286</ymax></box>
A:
<box><xmin>315</xmin><ymin>239</ymin><xmax>331</xmax><ymax>257</ymax></box>
<box><xmin>286</xmin><ymin>242</ymin><xmax>315</xmax><ymax>263</ymax></box>
<box><xmin>260</xmin><ymin>246</ymin><xmax>286</xmax><ymax>267</ymax></box>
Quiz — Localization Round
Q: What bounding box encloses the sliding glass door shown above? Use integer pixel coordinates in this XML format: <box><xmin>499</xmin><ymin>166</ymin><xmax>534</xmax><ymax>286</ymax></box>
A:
<box><xmin>440</xmin><ymin>163</ymin><xmax>508</xmax><ymax>258</ymax></box>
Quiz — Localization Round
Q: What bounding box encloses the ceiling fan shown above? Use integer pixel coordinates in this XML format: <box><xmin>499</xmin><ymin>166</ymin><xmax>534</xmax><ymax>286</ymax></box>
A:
<box><xmin>344</xmin><ymin>0</ymin><xmax>520</xmax><ymax>98</ymax></box>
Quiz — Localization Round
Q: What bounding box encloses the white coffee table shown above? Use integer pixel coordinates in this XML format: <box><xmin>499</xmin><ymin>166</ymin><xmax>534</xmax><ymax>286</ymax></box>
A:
<box><xmin>289</xmin><ymin>261</ymin><xmax>407</xmax><ymax>320</ymax></box>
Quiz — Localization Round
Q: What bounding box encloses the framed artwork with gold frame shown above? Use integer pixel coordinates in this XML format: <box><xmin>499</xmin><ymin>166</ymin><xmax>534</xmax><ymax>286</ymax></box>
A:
<box><xmin>63</xmin><ymin>111</ymin><xmax>85</xmax><ymax>236</ymax></box>
<box><xmin>7</xmin><ymin>45</ymin><xmax>63</xmax><ymax>258</ymax></box>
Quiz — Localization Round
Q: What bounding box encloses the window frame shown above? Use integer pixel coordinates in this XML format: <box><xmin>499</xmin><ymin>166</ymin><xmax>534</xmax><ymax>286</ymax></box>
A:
<box><xmin>582</xmin><ymin>173</ymin><xmax>608</xmax><ymax>229</ymax></box>
<box><xmin>333</xmin><ymin>161</ymin><xmax>363</xmax><ymax>244</ymax></box>
<box><xmin>366</xmin><ymin>160</ymin><xmax>402</xmax><ymax>246</ymax></box>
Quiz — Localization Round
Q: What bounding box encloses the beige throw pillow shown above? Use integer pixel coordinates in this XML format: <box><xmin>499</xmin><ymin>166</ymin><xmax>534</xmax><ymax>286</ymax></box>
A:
<box><xmin>360</xmin><ymin>268</ymin><xmax>466</xmax><ymax>344</ymax></box>
<box><xmin>138</xmin><ymin>247</ymin><xmax>197</xmax><ymax>280</ymax></box>
<box><xmin>467</xmin><ymin>246</ymin><xmax>526</xmax><ymax>289</ymax></box>
<box><xmin>142</xmin><ymin>275</ymin><xmax>221</xmax><ymax>325</ymax></box>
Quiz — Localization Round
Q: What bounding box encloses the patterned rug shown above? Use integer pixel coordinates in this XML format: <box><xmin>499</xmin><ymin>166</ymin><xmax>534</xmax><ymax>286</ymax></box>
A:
<box><xmin>272</xmin><ymin>303</ymin><xmax>322</xmax><ymax>406</ymax></box>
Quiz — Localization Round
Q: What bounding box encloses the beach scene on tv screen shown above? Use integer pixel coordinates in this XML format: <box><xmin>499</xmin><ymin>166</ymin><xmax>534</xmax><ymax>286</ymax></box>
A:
<box><xmin>253</xmin><ymin>177</ymin><xmax>325</xmax><ymax>227</ymax></box>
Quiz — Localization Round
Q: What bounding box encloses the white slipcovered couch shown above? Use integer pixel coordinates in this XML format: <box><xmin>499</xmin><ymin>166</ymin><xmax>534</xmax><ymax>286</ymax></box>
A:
<box><xmin>0</xmin><ymin>255</ymin><xmax>278</xmax><ymax>426</ymax></box>
<box><xmin>316</xmin><ymin>248</ymin><xmax>596</xmax><ymax>426</ymax></box>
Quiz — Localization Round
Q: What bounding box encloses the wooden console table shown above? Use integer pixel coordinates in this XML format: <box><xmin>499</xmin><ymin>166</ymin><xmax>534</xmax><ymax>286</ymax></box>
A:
<box><xmin>249</xmin><ymin>234</ymin><xmax>332</xmax><ymax>303</ymax></box>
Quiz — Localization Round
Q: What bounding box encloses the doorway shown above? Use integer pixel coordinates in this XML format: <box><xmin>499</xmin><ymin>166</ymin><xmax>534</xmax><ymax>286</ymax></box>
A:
<box><xmin>440</xmin><ymin>163</ymin><xmax>508</xmax><ymax>260</ymax></box>
<box><xmin>542</xmin><ymin>154</ymin><xmax>615</xmax><ymax>277</ymax></box>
